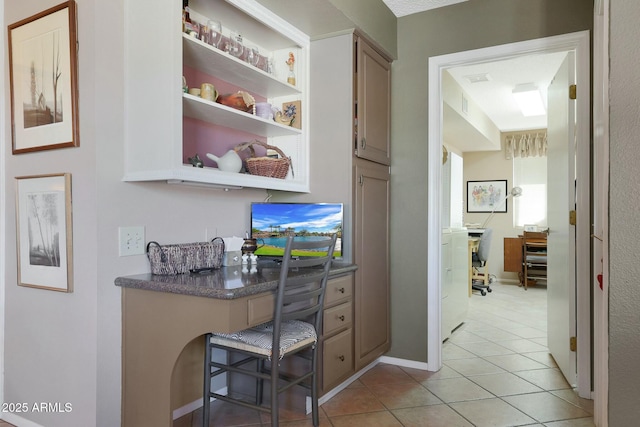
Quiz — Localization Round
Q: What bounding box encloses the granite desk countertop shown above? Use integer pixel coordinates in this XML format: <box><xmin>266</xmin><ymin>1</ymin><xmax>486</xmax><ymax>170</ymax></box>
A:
<box><xmin>115</xmin><ymin>260</ymin><xmax>357</xmax><ymax>300</ymax></box>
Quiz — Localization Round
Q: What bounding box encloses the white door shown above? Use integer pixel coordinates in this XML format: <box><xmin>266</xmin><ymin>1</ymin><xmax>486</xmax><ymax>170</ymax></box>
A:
<box><xmin>546</xmin><ymin>53</ymin><xmax>577</xmax><ymax>386</ymax></box>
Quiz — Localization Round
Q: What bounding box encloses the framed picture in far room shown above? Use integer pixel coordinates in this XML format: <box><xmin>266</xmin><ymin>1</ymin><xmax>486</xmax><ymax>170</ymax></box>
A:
<box><xmin>467</xmin><ymin>179</ymin><xmax>508</xmax><ymax>213</ymax></box>
<box><xmin>8</xmin><ymin>1</ymin><xmax>79</xmax><ymax>154</ymax></box>
<box><xmin>15</xmin><ymin>173</ymin><xmax>73</xmax><ymax>292</ymax></box>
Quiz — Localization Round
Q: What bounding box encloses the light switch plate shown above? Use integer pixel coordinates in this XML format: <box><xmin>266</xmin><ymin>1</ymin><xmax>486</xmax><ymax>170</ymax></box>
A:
<box><xmin>119</xmin><ymin>226</ymin><xmax>145</xmax><ymax>256</ymax></box>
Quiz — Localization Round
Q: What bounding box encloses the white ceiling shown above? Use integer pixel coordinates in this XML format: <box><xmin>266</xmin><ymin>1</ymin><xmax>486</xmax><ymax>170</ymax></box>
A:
<box><xmin>382</xmin><ymin>0</ymin><xmax>468</xmax><ymax>17</ymax></box>
<box><xmin>382</xmin><ymin>0</ymin><xmax>567</xmax><ymax>145</ymax></box>
<box><xmin>446</xmin><ymin>52</ymin><xmax>568</xmax><ymax>133</ymax></box>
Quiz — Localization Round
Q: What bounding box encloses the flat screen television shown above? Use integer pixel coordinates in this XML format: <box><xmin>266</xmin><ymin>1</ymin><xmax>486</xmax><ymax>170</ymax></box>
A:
<box><xmin>250</xmin><ymin>202</ymin><xmax>343</xmax><ymax>258</ymax></box>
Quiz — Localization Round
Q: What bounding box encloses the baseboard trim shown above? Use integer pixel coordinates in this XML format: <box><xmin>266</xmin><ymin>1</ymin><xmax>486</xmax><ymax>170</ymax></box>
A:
<box><xmin>315</xmin><ymin>358</ymin><xmax>382</xmax><ymax>410</ymax></box>
<box><xmin>1</xmin><ymin>413</ymin><xmax>44</xmax><ymax>427</ymax></box>
<box><xmin>316</xmin><ymin>355</ymin><xmax>432</xmax><ymax>410</ymax></box>
<box><xmin>172</xmin><ymin>386</ymin><xmax>228</xmax><ymax>420</ymax></box>
<box><xmin>181</xmin><ymin>356</ymin><xmax>433</xmax><ymax>419</ymax></box>
<box><xmin>172</xmin><ymin>398</ymin><xmax>204</xmax><ymax>421</ymax></box>
<box><xmin>379</xmin><ymin>355</ymin><xmax>431</xmax><ymax>371</ymax></box>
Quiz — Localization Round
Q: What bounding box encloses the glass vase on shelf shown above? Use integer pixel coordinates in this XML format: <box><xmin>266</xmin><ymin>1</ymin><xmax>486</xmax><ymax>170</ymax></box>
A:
<box><xmin>227</xmin><ymin>31</ymin><xmax>244</xmax><ymax>59</ymax></box>
<box><xmin>267</xmin><ymin>54</ymin><xmax>275</xmax><ymax>75</ymax></box>
<box><xmin>287</xmin><ymin>69</ymin><xmax>296</xmax><ymax>86</ymax></box>
<box><xmin>207</xmin><ymin>19</ymin><xmax>222</xmax><ymax>49</ymax></box>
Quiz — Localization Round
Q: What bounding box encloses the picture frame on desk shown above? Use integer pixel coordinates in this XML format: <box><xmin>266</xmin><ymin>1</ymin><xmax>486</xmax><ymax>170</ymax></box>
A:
<box><xmin>467</xmin><ymin>179</ymin><xmax>508</xmax><ymax>213</ymax></box>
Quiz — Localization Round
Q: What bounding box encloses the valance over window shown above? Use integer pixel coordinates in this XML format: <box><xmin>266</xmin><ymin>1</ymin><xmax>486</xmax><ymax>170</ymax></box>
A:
<box><xmin>505</xmin><ymin>132</ymin><xmax>547</xmax><ymax>158</ymax></box>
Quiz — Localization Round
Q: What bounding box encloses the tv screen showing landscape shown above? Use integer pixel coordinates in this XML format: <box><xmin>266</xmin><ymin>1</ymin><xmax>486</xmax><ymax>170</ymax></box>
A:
<box><xmin>251</xmin><ymin>203</ymin><xmax>343</xmax><ymax>258</ymax></box>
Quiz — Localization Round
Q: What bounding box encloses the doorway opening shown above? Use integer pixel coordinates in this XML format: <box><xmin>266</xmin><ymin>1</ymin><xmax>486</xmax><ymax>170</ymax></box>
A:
<box><xmin>426</xmin><ymin>31</ymin><xmax>592</xmax><ymax>398</ymax></box>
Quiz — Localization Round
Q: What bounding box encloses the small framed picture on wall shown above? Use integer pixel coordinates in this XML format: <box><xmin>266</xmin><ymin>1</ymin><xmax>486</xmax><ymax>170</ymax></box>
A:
<box><xmin>8</xmin><ymin>1</ymin><xmax>79</xmax><ymax>154</ymax></box>
<box><xmin>15</xmin><ymin>173</ymin><xmax>73</xmax><ymax>292</ymax></box>
<box><xmin>467</xmin><ymin>179</ymin><xmax>508</xmax><ymax>213</ymax></box>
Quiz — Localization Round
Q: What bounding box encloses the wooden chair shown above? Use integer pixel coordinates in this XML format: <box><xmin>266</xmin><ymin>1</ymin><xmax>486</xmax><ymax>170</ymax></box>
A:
<box><xmin>203</xmin><ymin>234</ymin><xmax>337</xmax><ymax>427</ymax></box>
<box><xmin>522</xmin><ymin>231</ymin><xmax>548</xmax><ymax>290</ymax></box>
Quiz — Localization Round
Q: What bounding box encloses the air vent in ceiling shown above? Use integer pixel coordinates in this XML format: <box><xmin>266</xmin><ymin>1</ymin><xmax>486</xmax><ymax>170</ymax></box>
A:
<box><xmin>464</xmin><ymin>73</ymin><xmax>491</xmax><ymax>83</ymax></box>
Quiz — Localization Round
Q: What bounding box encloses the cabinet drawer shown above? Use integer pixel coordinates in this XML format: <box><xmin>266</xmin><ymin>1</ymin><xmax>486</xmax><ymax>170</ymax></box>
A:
<box><xmin>247</xmin><ymin>293</ymin><xmax>274</xmax><ymax>326</ymax></box>
<box><xmin>323</xmin><ymin>301</ymin><xmax>352</xmax><ymax>336</ymax></box>
<box><xmin>323</xmin><ymin>328</ymin><xmax>353</xmax><ymax>389</ymax></box>
<box><xmin>325</xmin><ymin>274</ymin><xmax>353</xmax><ymax>306</ymax></box>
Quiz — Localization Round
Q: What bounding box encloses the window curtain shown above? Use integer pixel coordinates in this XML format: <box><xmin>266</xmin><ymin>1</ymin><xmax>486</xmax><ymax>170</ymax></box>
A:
<box><xmin>505</xmin><ymin>132</ymin><xmax>547</xmax><ymax>158</ymax></box>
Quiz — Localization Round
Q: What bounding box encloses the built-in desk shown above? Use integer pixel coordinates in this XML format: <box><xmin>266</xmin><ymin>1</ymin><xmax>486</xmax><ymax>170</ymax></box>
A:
<box><xmin>115</xmin><ymin>261</ymin><xmax>356</xmax><ymax>427</ymax></box>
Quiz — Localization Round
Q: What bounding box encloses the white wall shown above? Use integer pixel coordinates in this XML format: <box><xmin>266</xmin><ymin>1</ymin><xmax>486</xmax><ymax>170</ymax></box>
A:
<box><xmin>3</xmin><ymin>1</ymin><xmax>267</xmax><ymax>426</ymax></box>
<box><xmin>462</xmin><ymin>131</ymin><xmax>549</xmax><ymax>283</ymax></box>
<box><xmin>609</xmin><ymin>0</ymin><xmax>640</xmax><ymax>423</ymax></box>
<box><xmin>3</xmin><ymin>2</ymin><xmax>363</xmax><ymax>425</ymax></box>
<box><xmin>0</xmin><ymin>0</ymin><xmax>5</xmax><ymax>414</ymax></box>
<box><xmin>388</xmin><ymin>0</ymin><xmax>592</xmax><ymax>363</ymax></box>
<box><xmin>463</xmin><ymin>147</ymin><xmax>517</xmax><ymax>282</ymax></box>
<box><xmin>3</xmin><ymin>1</ymin><xmax>98</xmax><ymax>425</ymax></box>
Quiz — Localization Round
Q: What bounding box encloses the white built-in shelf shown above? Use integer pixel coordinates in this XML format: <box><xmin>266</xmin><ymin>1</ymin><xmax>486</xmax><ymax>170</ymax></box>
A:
<box><xmin>123</xmin><ymin>0</ymin><xmax>309</xmax><ymax>192</ymax></box>
<box><xmin>182</xmin><ymin>34</ymin><xmax>301</xmax><ymax>99</ymax></box>
<box><xmin>182</xmin><ymin>94</ymin><xmax>301</xmax><ymax>137</ymax></box>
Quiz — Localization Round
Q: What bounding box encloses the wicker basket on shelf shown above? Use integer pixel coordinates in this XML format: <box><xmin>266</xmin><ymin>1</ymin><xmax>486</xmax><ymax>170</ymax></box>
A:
<box><xmin>235</xmin><ymin>140</ymin><xmax>292</xmax><ymax>179</ymax></box>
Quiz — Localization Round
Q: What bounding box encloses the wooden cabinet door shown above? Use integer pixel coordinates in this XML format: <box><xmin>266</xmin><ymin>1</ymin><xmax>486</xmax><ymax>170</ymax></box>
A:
<box><xmin>354</xmin><ymin>158</ymin><xmax>391</xmax><ymax>369</ymax></box>
<box><xmin>356</xmin><ymin>37</ymin><xmax>391</xmax><ymax>165</ymax></box>
<box><xmin>322</xmin><ymin>329</ymin><xmax>353</xmax><ymax>391</ymax></box>
<box><xmin>503</xmin><ymin>237</ymin><xmax>523</xmax><ymax>272</ymax></box>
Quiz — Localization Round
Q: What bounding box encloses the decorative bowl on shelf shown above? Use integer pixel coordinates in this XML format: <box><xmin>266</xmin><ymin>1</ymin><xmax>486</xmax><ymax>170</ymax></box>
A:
<box><xmin>217</xmin><ymin>91</ymin><xmax>255</xmax><ymax>114</ymax></box>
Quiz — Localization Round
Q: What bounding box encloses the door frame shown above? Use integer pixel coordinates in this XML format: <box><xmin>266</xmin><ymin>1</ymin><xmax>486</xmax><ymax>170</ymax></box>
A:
<box><xmin>592</xmin><ymin>0</ymin><xmax>609</xmax><ymax>424</ymax></box>
<box><xmin>427</xmin><ymin>31</ymin><xmax>592</xmax><ymax>397</ymax></box>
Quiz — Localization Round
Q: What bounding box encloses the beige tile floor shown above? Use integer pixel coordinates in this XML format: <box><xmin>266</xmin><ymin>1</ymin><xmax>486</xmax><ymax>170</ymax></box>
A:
<box><xmin>174</xmin><ymin>281</ymin><xmax>593</xmax><ymax>426</ymax></box>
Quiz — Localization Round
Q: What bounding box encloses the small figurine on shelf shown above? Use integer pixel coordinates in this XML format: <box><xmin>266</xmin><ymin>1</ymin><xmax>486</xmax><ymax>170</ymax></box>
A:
<box><xmin>182</xmin><ymin>0</ymin><xmax>191</xmax><ymax>32</ymax></box>
<box><xmin>285</xmin><ymin>52</ymin><xmax>296</xmax><ymax>86</ymax></box>
<box><xmin>188</xmin><ymin>153</ymin><xmax>203</xmax><ymax>168</ymax></box>
<box><xmin>182</xmin><ymin>0</ymin><xmax>199</xmax><ymax>38</ymax></box>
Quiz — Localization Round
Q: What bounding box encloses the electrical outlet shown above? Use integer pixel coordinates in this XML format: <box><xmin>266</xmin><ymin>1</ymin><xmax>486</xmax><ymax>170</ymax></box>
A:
<box><xmin>119</xmin><ymin>226</ymin><xmax>145</xmax><ymax>256</ymax></box>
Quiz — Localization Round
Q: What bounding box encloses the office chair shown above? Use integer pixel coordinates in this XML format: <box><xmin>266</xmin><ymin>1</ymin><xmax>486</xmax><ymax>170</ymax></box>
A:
<box><xmin>203</xmin><ymin>234</ymin><xmax>337</xmax><ymax>427</ymax></box>
<box><xmin>472</xmin><ymin>228</ymin><xmax>493</xmax><ymax>296</ymax></box>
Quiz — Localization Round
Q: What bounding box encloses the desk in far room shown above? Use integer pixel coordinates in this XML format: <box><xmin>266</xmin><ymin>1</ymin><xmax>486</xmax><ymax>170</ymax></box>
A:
<box><xmin>503</xmin><ymin>233</ymin><xmax>548</xmax><ymax>286</ymax></box>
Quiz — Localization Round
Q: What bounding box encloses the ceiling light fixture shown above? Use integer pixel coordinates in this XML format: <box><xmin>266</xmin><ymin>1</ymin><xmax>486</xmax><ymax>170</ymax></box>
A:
<box><xmin>512</xmin><ymin>83</ymin><xmax>546</xmax><ymax>117</ymax></box>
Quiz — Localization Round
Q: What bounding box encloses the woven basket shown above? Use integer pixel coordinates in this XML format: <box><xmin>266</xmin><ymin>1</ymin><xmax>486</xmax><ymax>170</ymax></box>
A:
<box><xmin>236</xmin><ymin>140</ymin><xmax>291</xmax><ymax>179</ymax></box>
<box><xmin>146</xmin><ymin>237</ymin><xmax>225</xmax><ymax>275</ymax></box>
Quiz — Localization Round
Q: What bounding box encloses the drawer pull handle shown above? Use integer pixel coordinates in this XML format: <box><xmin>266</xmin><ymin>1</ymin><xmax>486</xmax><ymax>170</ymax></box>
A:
<box><xmin>339</xmin><ymin>355</ymin><xmax>345</xmax><ymax>362</ymax></box>
<box><xmin>338</xmin><ymin>315</ymin><xmax>345</xmax><ymax>321</ymax></box>
<box><xmin>338</xmin><ymin>287</ymin><xmax>345</xmax><ymax>293</ymax></box>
